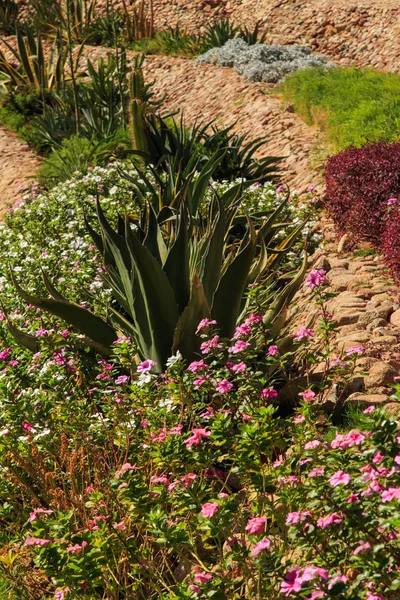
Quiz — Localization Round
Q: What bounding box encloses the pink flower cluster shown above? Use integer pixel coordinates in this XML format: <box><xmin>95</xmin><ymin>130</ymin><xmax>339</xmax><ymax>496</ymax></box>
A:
<box><xmin>305</xmin><ymin>269</ymin><xmax>328</xmax><ymax>290</ymax></box>
<box><xmin>281</xmin><ymin>565</ymin><xmax>329</xmax><ymax>596</ymax></box>
<box><xmin>185</xmin><ymin>428</ymin><xmax>211</xmax><ymax>448</ymax></box>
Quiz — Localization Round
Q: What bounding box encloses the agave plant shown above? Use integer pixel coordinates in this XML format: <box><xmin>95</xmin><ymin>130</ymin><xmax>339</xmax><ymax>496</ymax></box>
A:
<box><xmin>10</xmin><ymin>181</ymin><xmax>307</xmax><ymax>370</ymax></box>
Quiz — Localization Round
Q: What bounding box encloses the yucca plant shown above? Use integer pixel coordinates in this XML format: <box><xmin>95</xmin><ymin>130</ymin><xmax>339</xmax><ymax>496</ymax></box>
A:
<box><xmin>0</xmin><ymin>24</ymin><xmax>85</xmax><ymax>98</ymax></box>
<box><xmin>0</xmin><ymin>25</ymin><xmax>65</xmax><ymax>93</ymax></box>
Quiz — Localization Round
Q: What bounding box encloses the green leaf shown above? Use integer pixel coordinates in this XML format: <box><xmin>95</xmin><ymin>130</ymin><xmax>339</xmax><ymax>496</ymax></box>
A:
<box><xmin>212</xmin><ymin>216</ymin><xmax>257</xmax><ymax>339</ymax></box>
<box><xmin>10</xmin><ymin>269</ymin><xmax>118</xmax><ymax>348</ymax></box>
<box><xmin>172</xmin><ymin>273</ymin><xmax>210</xmax><ymax>362</ymax></box>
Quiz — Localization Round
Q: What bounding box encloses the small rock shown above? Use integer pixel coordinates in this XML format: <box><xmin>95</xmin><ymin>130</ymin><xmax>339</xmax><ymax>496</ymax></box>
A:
<box><xmin>337</xmin><ymin>233</ymin><xmax>349</xmax><ymax>253</ymax></box>
<box><xmin>346</xmin><ymin>392</ymin><xmax>390</xmax><ymax>405</ymax></box>
<box><xmin>358</xmin><ymin>311</ymin><xmax>380</xmax><ymax>326</ymax></box>
<box><xmin>364</xmin><ymin>362</ymin><xmax>399</xmax><ymax>390</ymax></box>
<box><xmin>366</xmin><ymin>318</ymin><xmax>388</xmax><ymax>331</ymax></box>
<box><xmin>390</xmin><ymin>308</ymin><xmax>400</xmax><ymax>328</ymax></box>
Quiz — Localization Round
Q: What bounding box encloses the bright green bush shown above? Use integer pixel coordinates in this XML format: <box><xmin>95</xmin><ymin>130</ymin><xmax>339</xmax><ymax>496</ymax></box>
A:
<box><xmin>37</xmin><ymin>133</ymin><xmax>129</xmax><ymax>185</ymax></box>
<box><xmin>280</xmin><ymin>67</ymin><xmax>400</xmax><ymax>152</ymax></box>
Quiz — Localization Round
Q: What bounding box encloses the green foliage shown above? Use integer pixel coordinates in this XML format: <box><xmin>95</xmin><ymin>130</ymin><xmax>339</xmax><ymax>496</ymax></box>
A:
<box><xmin>131</xmin><ymin>26</ymin><xmax>204</xmax><ymax>57</ymax></box>
<box><xmin>0</xmin><ymin>24</ymin><xmax>68</xmax><ymax>95</ymax></box>
<box><xmin>280</xmin><ymin>66</ymin><xmax>400</xmax><ymax>152</ymax></box>
<box><xmin>202</xmin><ymin>19</ymin><xmax>267</xmax><ymax>50</ymax></box>
<box><xmin>37</xmin><ymin>133</ymin><xmax>129</xmax><ymax>186</ymax></box>
<box><xmin>0</xmin><ymin>0</ymin><xmax>18</xmax><ymax>35</ymax></box>
<box><xmin>10</xmin><ymin>163</ymin><xmax>307</xmax><ymax>369</ymax></box>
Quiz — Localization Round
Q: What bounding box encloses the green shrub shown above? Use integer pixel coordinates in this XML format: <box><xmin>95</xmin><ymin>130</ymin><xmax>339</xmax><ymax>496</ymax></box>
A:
<box><xmin>37</xmin><ymin>133</ymin><xmax>129</xmax><ymax>185</ymax></box>
<box><xmin>280</xmin><ymin>66</ymin><xmax>400</xmax><ymax>152</ymax></box>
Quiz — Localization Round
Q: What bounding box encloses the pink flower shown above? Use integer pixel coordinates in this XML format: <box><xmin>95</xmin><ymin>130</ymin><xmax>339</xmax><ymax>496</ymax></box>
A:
<box><xmin>267</xmin><ymin>345</ymin><xmax>279</xmax><ymax>356</ymax></box>
<box><xmin>185</xmin><ymin>428</ymin><xmax>211</xmax><ymax>448</ymax></box>
<box><xmin>151</xmin><ymin>475</ymin><xmax>169</xmax><ymax>485</ymax></box>
<box><xmin>228</xmin><ymin>339</ymin><xmax>250</xmax><ymax>354</ymax></box>
<box><xmin>228</xmin><ymin>361</ymin><xmax>246</xmax><ymax>373</ymax></box>
<box><xmin>280</xmin><ymin>569</ymin><xmax>303</xmax><ymax>596</ymax></box>
<box><xmin>306</xmin><ymin>269</ymin><xmax>328</xmax><ymax>289</ymax></box>
<box><xmin>66</xmin><ymin>541</ymin><xmax>88</xmax><ymax>553</ymax></box>
<box><xmin>294</xmin><ymin>326</ymin><xmax>314</xmax><ymax>340</ymax></box>
<box><xmin>262</xmin><ymin>387</ymin><xmax>278</xmax><ymax>399</ymax></box>
<box><xmin>329</xmin><ymin>470</ymin><xmax>351</xmax><ymax>487</ymax></box>
<box><xmin>242</xmin><ymin>412</ymin><xmax>253</xmax><ymax>421</ymax></box>
<box><xmin>246</xmin><ymin>516</ymin><xmax>267</xmax><ymax>535</ymax></box>
<box><xmin>316</xmin><ymin>512</ymin><xmax>342</xmax><ymax>528</ymax></box>
<box><xmin>35</xmin><ymin>328</ymin><xmax>48</xmax><ymax>337</ymax></box>
<box><xmin>346</xmin><ymin>345</ymin><xmax>364</xmax><ymax>355</ymax></box>
<box><xmin>8</xmin><ymin>360</ymin><xmax>19</xmax><ymax>367</ymax></box>
<box><xmin>28</xmin><ymin>508</ymin><xmax>53</xmax><ymax>522</ymax></box>
<box><xmin>114</xmin><ymin>463</ymin><xmax>138</xmax><ymax>479</ymax></box>
<box><xmin>55</xmin><ymin>588</ymin><xmax>71</xmax><ymax>600</ymax></box>
<box><xmin>201</xmin><ymin>502</ymin><xmax>219</xmax><ymax>518</ymax></box>
<box><xmin>60</xmin><ymin>330</ymin><xmax>69</xmax><ymax>338</ymax></box>
<box><xmin>293</xmin><ymin>415</ymin><xmax>305</xmax><ymax>424</ymax></box>
<box><xmin>388</xmin><ymin>198</ymin><xmax>397</xmax><ymax>206</ymax></box>
<box><xmin>364</xmin><ymin>405</ymin><xmax>375</xmax><ymax>414</ymax></box>
<box><xmin>381</xmin><ymin>487</ymin><xmax>400</xmax><ymax>502</ymax></box>
<box><xmin>353</xmin><ymin>541</ymin><xmax>371</xmax><ymax>555</ymax></box>
<box><xmin>0</xmin><ymin>348</ymin><xmax>11</xmax><ymax>360</ymax></box>
<box><xmin>299</xmin><ymin>389</ymin><xmax>316</xmax><ymax>402</ymax></box>
<box><xmin>366</xmin><ymin>594</ymin><xmax>385</xmax><ymax>600</ymax></box>
<box><xmin>328</xmin><ymin>575</ymin><xmax>347</xmax><ymax>590</ymax></box>
<box><xmin>115</xmin><ymin>375</ymin><xmax>129</xmax><ymax>385</ymax></box>
<box><xmin>193</xmin><ymin>377</ymin><xmax>207</xmax><ymax>386</ymax></box>
<box><xmin>193</xmin><ymin>571</ymin><xmax>212</xmax><ymax>584</ymax></box>
<box><xmin>201</xmin><ymin>335</ymin><xmax>222</xmax><ymax>354</ymax></box>
<box><xmin>196</xmin><ymin>319</ymin><xmax>217</xmax><ymax>334</ymax></box>
<box><xmin>304</xmin><ymin>440</ymin><xmax>323</xmax><ymax>450</ymax></box>
<box><xmin>285</xmin><ymin>511</ymin><xmax>311</xmax><ymax>524</ymax></box>
<box><xmin>188</xmin><ymin>584</ymin><xmax>201</xmax><ymax>593</ymax></box>
<box><xmin>301</xmin><ymin>566</ymin><xmax>329</xmax><ymax>582</ymax></box>
<box><xmin>137</xmin><ymin>359</ymin><xmax>157</xmax><ymax>373</ymax></box>
<box><xmin>244</xmin><ymin>313</ymin><xmax>263</xmax><ymax>325</ymax></box>
<box><xmin>113</xmin><ymin>521</ymin><xmax>126</xmax><ymax>530</ymax></box>
<box><xmin>251</xmin><ymin>537</ymin><xmax>271</xmax><ymax>556</ymax></box>
<box><xmin>25</xmin><ymin>536</ymin><xmax>51</xmax><ymax>546</ymax></box>
<box><xmin>233</xmin><ymin>324</ymin><xmax>251</xmax><ymax>338</ymax></box>
<box><xmin>187</xmin><ymin>360</ymin><xmax>208</xmax><ymax>372</ymax></box>
<box><xmin>214</xmin><ymin>379</ymin><xmax>234</xmax><ymax>394</ymax></box>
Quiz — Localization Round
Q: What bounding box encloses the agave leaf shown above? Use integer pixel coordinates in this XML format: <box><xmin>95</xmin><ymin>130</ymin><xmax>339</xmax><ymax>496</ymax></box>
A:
<box><xmin>143</xmin><ymin>203</ymin><xmax>168</xmax><ymax>266</ymax></box>
<box><xmin>0</xmin><ymin>302</ymin><xmax>39</xmax><ymax>353</ymax></box>
<box><xmin>212</xmin><ymin>216</ymin><xmax>257</xmax><ymax>339</ymax></box>
<box><xmin>263</xmin><ymin>249</ymin><xmax>308</xmax><ymax>329</ymax></box>
<box><xmin>172</xmin><ymin>273</ymin><xmax>210</xmax><ymax>363</ymax></box>
<box><xmin>124</xmin><ymin>217</ymin><xmax>180</xmax><ymax>369</ymax></box>
<box><xmin>16</xmin><ymin>24</ymin><xmax>35</xmax><ymax>85</ymax></box>
<box><xmin>163</xmin><ymin>205</ymin><xmax>190</xmax><ymax>312</ymax></box>
<box><xmin>199</xmin><ymin>194</ymin><xmax>225</xmax><ymax>305</ymax></box>
<box><xmin>41</xmin><ymin>270</ymin><xmax>68</xmax><ymax>301</ymax></box>
<box><xmin>10</xmin><ymin>269</ymin><xmax>118</xmax><ymax>348</ymax></box>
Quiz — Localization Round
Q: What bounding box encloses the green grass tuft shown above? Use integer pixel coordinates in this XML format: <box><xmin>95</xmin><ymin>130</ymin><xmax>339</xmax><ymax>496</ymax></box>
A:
<box><xmin>279</xmin><ymin>67</ymin><xmax>400</xmax><ymax>153</ymax></box>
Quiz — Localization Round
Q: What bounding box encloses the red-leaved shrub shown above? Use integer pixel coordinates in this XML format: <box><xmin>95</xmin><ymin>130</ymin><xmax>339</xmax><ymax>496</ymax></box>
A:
<box><xmin>382</xmin><ymin>205</ymin><xmax>400</xmax><ymax>281</ymax></box>
<box><xmin>324</xmin><ymin>142</ymin><xmax>400</xmax><ymax>244</ymax></box>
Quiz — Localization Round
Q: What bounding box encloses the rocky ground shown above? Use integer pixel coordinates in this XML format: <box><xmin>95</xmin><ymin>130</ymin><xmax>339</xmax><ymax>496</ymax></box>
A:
<box><xmin>0</xmin><ymin>128</ymin><xmax>41</xmax><ymax>214</ymax></box>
